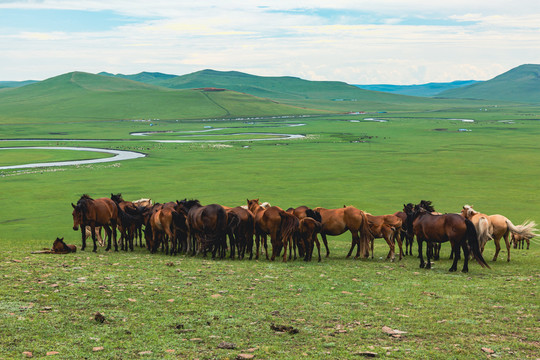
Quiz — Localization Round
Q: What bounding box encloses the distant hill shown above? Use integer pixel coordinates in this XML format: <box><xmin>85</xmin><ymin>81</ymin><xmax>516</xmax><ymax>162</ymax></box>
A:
<box><xmin>101</xmin><ymin>69</ymin><xmax>444</xmax><ymax>112</ymax></box>
<box><xmin>0</xmin><ymin>72</ymin><xmax>326</xmax><ymax>123</ymax></box>
<box><xmin>98</xmin><ymin>71</ymin><xmax>177</xmax><ymax>85</ymax></box>
<box><xmin>0</xmin><ymin>80</ymin><xmax>38</xmax><ymax>89</ymax></box>
<box><xmin>355</xmin><ymin>80</ymin><xmax>480</xmax><ymax>97</ymax></box>
<box><xmin>438</xmin><ymin>64</ymin><xmax>540</xmax><ymax>103</ymax></box>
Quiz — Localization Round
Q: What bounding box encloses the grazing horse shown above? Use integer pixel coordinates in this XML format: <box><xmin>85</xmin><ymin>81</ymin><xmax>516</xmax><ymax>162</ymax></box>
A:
<box><xmin>313</xmin><ymin>206</ymin><xmax>372</xmax><ymax>259</ymax></box>
<box><xmin>72</xmin><ymin>194</ymin><xmax>118</xmax><ymax>252</ymax></box>
<box><xmin>393</xmin><ymin>203</ymin><xmax>414</xmax><ymax>256</ymax></box>
<box><xmin>247</xmin><ymin>199</ymin><xmax>299</xmax><ymax>262</ymax></box>
<box><xmin>512</xmin><ymin>232</ymin><xmax>531</xmax><ymax>250</ymax></box>
<box><xmin>406</xmin><ymin>202</ymin><xmax>490</xmax><ymax>272</ymax></box>
<box><xmin>176</xmin><ymin>199</ymin><xmax>228</xmax><ymax>259</ymax></box>
<box><xmin>52</xmin><ymin>237</ymin><xmax>77</xmax><ymax>253</ymax></box>
<box><xmin>224</xmin><ymin>206</ymin><xmax>254</xmax><ymax>260</ymax></box>
<box><xmin>461</xmin><ymin>205</ymin><xmax>538</xmax><ymax>262</ymax></box>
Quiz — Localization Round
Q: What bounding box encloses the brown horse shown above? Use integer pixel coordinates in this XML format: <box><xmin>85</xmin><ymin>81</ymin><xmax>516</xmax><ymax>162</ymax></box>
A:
<box><xmin>247</xmin><ymin>199</ymin><xmax>299</xmax><ymax>262</ymax></box>
<box><xmin>349</xmin><ymin>213</ymin><xmax>403</xmax><ymax>261</ymax></box>
<box><xmin>393</xmin><ymin>203</ymin><xmax>414</xmax><ymax>256</ymax></box>
<box><xmin>313</xmin><ymin>206</ymin><xmax>372</xmax><ymax>259</ymax></box>
<box><xmin>84</xmin><ymin>226</ymin><xmax>104</xmax><ymax>246</ymax></box>
<box><xmin>224</xmin><ymin>206</ymin><xmax>254</xmax><ymax>260</ymax></box>
<box><xmin>111</xmin><ymin>193</ymin><xmax>143</xmax><ymax>251</ymax></box>
<box><xmin>176</xmin><ymin>199</ymin><xmax>228</xmax><ymax>259</ymax></box>
<box><xmin>461</xmin><ymin>205</ymin><xmax>538</xmax><ymax>262</ymax></box>
<box><xmin>149</xmin><ymin>206</ymin><xmax>186</xmax><ymax>255</ymax></box>
<box><xmin>286</xmin><ymin>206</ymin><xmax>322</xmax><ymax>260</ymax></box>
<box><xmin>52</xmin><ymin>237</ymin><xmax>77</xmax><ymax>253</ymax></box>
<box><xmin>72</xmin><ymin>195</ymin><xmax>118</xmax><ymax>252</ymax></box>
<box><xmin>406</xmin><ymin>202</ymin><xmax>490</xmax><ymax>272</ymax></box>
<box><xmin>512</xmin><ymin>232</ymin><xmax>531</xmax><ymax>250</ymax></box>
<box><xmin>298</xmin><ymin>217</ymin><xmax>322</xmax><ymax>262</ymax></box>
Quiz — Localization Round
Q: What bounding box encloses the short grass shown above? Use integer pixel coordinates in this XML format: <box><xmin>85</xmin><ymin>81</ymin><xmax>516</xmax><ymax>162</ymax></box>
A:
<box><xmin>0</xmin><ymin>100</ymin><xmax>539</xmax><ymax>359</ymax></box>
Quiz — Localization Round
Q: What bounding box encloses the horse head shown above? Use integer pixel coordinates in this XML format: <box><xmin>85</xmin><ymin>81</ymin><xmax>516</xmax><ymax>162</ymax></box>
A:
<box><xmin>72</xmin><ymin>203</ymin><xmax>83</xmax><ymax>231</ymax></box>
<box><xmin>246</xmin><ymin>198</ymin><xmax>260</xmax><ymax>212</ymax></box>
<box><xmin>461</xmin><ymin>205</ymin><xmax>477</xmax><ymax>219</ymax></box>
<box><xmin>52</xmin><ymin>237</ymin><xmax>68</xmax><ymax>252</ymax></box>
<box><xmin>111</xmin><ymin>193</ymin><xmax>124</xmax><ymax>204</ymax></box>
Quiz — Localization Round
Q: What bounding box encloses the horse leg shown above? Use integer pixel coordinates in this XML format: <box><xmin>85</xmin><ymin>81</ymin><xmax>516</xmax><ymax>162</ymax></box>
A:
<box><xmin>321</xmin><ymin>233</ymin><xmax>330</xmax><ymax>258</ymax></box>
<box><xmin>282</xmin><ymin>236</ymin><xmax>289</xmax><ymax>263</ymax></box>
<box><xmin>448</xmin><ymin>242</ymin><xmax>460</xmax><ymax>272</ymax></box>
<box><xmin>346</xmin><ymin>238</ymin><xmax>356</xmax><ymax>258</ymax></box>
<box><xmin>461</xmin><ymin>239</ymin><xmax>470</xmax><ymax>273</ymax></box>
<box><xmin>395</xmin><ymin>230</ymin><xmax>404</xmax><ymax>261</ymax></box>
<box><xmin>314</xmin><ymin>235</ymin><xmax>321</xmax><ymax>262</ymax></box>
<box><xmin>503</xmin><ymin>232</ymin><xmax>511</xmax><ymax>262</ymax></box>
<box><xmin>263</xmin><ymin>234</ymin><xmax>269</xmax><ymax>260</ymax></box>
<box><xmin>418</xmin><ymin>238</ymin><xmax>425</xmax><ymax>268</ymax></box>
<box><xmin>492</xmin><ymin>237</ymin><xmax>501</xmax><ymax>261</ymax></box>
<box><xmin>80</xmin><ymin>227</ymin><xmax>86</xmax><ymax>251</ymax></box>
<box><xmin>383</xmin><ymin>234</ymin><xmax>395</xmax><ymax>262</ymax></box>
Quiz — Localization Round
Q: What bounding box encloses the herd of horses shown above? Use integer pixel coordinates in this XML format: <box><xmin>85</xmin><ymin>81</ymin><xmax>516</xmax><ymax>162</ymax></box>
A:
<box><xmin>71</xmin><ymin>194</ymin><xmax>538</xmax><ymax>272</ymax></box>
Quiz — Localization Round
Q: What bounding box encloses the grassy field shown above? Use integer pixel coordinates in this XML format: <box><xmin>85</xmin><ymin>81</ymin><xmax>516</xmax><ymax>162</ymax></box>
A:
<box><xmin>0</xmin><ymin>93</ymin><xmax>539</xmax><ymax>358</ymax></box>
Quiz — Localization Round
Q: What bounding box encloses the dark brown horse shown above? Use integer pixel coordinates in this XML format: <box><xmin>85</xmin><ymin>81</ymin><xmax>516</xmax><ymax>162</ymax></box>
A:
<box><xmin>286</xmin><ymin>206</ymin><xmax>322</xmax><ymax>260</ymax></box>
<box><xmin>393</xmin><ymin>203</ymin><xmax>414</xmax><ymax>256</ymax></box>
<box><xmin>247</xmin><ymin>199</ymin><xmax>299</xmax><ymax>262</ymax></box>
<box><xmin>149</xmin><ymin>206</ymin><xmax>186</xmax><ymax>255</ymax></box>
<box><xmin>72</xmin><ymin>195</ymin><xmax>118</xmax><ymax>252</ymax></box>
<box><xmin>406</xmin><ymin>202</ymin><xmax>490</xmax><ymax>272</ymax></box>
<box><xmin>176</xmin><ymin>199</ymin><xmax>228</xmax><ymax>259</ymax></box>
<box><xmin>110</xmin><ymin>193</ymin><xmax>144</xmax><ymax>251</ymax></box>
<box><xmin>298</xmin><ymin>217</ymin><xmax>322</xmax><ymax>262</ymax></box>
<box><xmin>313</xmin><ymin>206</ymin><xmax>372</xmax><ymax>259</ymax></box>
<box><xmin>224</xmin><ymin>206</ymin><xmax>254</xmax><ymax>260</ymax></box>
<box><xmin>52</xmin><ymin>237</ymin><xmax>77</xmax><ymax>253</ymax></box>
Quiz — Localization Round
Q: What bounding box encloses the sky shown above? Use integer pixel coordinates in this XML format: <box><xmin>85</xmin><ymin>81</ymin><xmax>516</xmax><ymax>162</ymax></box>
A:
<box><xmin>1</xmin><ymin>1</ymin><xmax>539</xmax><ymax>84</ymax></box>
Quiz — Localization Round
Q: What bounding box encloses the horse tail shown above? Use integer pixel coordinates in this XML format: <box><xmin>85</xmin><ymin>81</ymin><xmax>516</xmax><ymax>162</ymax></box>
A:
<box><xmin>227</xmin><ymin>212</ymin><xmax>240</xmax><ymax>232</ymax></box>
<box><xmin>305</xmin><ymin>208</ymin><xmax>322</xmax><ymax>223</ymax></box>
<box><xmin>172</xmin><ymin>210</ymin><xmax>187</xmax><ymax>233</ymax></box>
<box><xmin>115</xmin><ymin>202</ymin><xmax>133</xmax><ymax>228</ymax></box>
<box><xmin>505</xmin><ymin>219</ymin><xmax>539</xmax><ymax>239</ymax></box>
<box><xmin>466</xmin><ymin>219</ymin><xmax>490</xmax><ymax>269</ymax></box>
<box><xmin>279</xmin><ymin>212</ymin><xmax>299</xmax><ymax>245</ymax></box>
<box><xmin>477</xmin><ymin>216</ymin><xmax>492</xmax><ymax>249</ymax></box>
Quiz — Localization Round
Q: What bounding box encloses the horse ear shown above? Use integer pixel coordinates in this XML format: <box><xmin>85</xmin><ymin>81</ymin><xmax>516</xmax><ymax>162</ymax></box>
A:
<box><xmin>71</xmin><ymin>203</ymin><xmax>76</xmax><ymax>208</ymax></box>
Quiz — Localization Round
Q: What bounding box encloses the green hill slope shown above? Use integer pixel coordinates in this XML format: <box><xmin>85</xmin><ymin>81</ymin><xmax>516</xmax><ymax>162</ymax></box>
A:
<box><xmin>355</xmin><ymin>80</ymin><xmax>479</xmax><ymax>97</ymax></box>
<box><xmin>438</xmin><ymin>64</ymin><xmax>540</xmax><ymax>103</ymax></box>
<box><xmin>0</xmin><ymin>72</ymin><xmax>326</xmax><ymax>124</ymax></box>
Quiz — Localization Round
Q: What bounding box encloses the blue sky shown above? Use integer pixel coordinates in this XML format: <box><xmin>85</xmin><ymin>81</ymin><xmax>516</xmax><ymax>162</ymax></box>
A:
<box><xmin>0</xmin><ymin>1</ymin><xmax>539</xmax><ymax>84</ymax></box>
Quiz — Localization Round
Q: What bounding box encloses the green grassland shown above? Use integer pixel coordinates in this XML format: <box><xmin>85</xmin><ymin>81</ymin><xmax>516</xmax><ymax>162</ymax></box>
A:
<box><xmin>0</xmin><ymin>71</ymin><xmax>539</xmax><ymax>359</ymax></box>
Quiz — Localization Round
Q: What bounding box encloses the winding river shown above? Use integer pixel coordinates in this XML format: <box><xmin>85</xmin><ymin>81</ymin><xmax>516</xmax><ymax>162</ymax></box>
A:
<box><xmin>0</xmin><ymin>125</ymin><xmax>306</xmax><ymax>170</ymax></box>
<box><xmin>0</xmin><ymin>146</ymin><xmax>146</xmax><ymax>170</ymax></box>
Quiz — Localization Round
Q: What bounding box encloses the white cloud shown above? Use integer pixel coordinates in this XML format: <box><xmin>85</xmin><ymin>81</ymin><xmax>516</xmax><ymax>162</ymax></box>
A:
<box><xmin>0</xmin><ymin>1</ymin><xmax>539</xmax><ymax>83</ymax></box>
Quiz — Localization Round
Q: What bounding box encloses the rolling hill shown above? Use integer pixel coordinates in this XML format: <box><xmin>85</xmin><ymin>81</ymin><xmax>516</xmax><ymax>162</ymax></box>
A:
<box><xmin>0</xmin><ymin>72</ymin><xmax>327</xmax><ymax>124</ymax></box>
<box><xmin>355</xmin><ymin>80</ymin><xmax>479</xmax><ymax>97</ymax></box>
<box><xmin>438</xmin><ymin>64</ymin><xmax>540</xmax><ymax>103</ymax></box>
<box><xmin>101</xmin><ymin>69</ymin><xmax>443</xmax><ymax>112</ymax></box>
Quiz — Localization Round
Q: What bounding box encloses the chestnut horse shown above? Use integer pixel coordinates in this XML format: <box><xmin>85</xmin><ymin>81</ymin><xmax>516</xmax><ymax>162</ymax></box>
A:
<box><xmin>461</xmin><ymin>205</ymin><xmax>538</xmax><ymax>262</ymax></box>
<box><xmin>247</xmin><ymin>199</ymin><xmax>299</xmax><ymax>262</ymax></box>
<box><xmin>72</xmin><ymin>194</ymin><xmax>118</xmax><ymax>252</ymax></box>
<box><xmin>177</xmin><ymin>199</ymin><xmax>228</xmax><ymax>259</ymax></box>
<box><xmin>313</xmin><ymin>206</ymin><xmax>372</xmax><ymax>259</ymax></box>
<box><xmin>348</xmin><ymin>213</ymin><xmax>403</xmax><ymax>261</ymax></box>
<box><xmin>406</xmin><ymin>202</ymin><xmax>490</xmax><ymax>272</ymax></box>
<box><xmin>512</xmin><ymin>232</ymin><xmax>531</xmax><ymax>250</ymax></box>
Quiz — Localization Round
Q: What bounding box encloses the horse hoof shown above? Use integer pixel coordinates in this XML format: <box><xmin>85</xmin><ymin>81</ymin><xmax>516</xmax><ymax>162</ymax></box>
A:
<box><xmin>420</xmin><ymin>263</ymin><xmax>425</xmax><ymax>268</ymax></box>
<box><xmin>448</xmin><ymin>268</ymin><xmax>457</xmax><ymax>272</ymax></box>
<box><xmin>461</xmin><ymin>269</ymin><xmax>468</xmax><ymax>273</ymax></box>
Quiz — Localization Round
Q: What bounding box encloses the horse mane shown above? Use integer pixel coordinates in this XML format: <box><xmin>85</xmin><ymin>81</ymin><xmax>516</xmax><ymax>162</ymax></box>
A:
<box><xmin>418</xmin><ymin>200</ymin><xmax>435</xmax><ymax>213</ymax></box>
<box><xmin>305</xmin><ymin>208</ymin><xmax>322</xmax><ymax>223</ymax></box>
<box><xmin>180</xmin><ymin>199</ymin><xmax>201</xmax><ymax>210</ymax></box>
<box><xmin>76</xmin><ymin>194</ymin><xmax>94</xmax><ymax>214</ymax></box>
<box><xmin>463</xmin><ymin>204</ymin><xmax>478</xmax><ymax>217</ymax></box>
